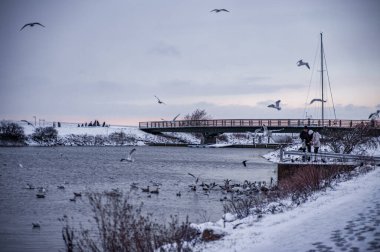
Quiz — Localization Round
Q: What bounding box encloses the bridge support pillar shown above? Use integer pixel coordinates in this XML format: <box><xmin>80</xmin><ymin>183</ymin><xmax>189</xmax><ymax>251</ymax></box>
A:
<box><xmin>201</xmin><ymin>133</ymin><xmax>218</xmax><ymax>145</ymax></box>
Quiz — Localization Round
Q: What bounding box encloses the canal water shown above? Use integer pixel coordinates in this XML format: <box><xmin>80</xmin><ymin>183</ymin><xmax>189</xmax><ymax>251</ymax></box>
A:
<box><xmin>0</xmin><ymin>146</ymin><xmax>276</xmax><ymax>251</ymax></box>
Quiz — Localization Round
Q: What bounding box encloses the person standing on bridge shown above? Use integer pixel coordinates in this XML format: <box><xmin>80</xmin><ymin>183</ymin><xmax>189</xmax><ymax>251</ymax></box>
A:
<box><xmin>300</xmin><ymin>126</ymin><xmax>312</xmax><ymax>161</ymax></box>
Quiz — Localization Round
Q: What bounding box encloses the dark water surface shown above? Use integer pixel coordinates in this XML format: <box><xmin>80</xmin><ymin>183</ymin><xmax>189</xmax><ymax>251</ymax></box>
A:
<box><xmin>0</xmin><ymin>146</ymin><xmax>276</xmax><ymax>251</ymax></box>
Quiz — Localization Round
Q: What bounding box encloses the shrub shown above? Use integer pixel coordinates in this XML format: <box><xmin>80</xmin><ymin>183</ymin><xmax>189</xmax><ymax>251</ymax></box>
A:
<box><xmin>323</xmin><ymin>123</ymin><xmax>379</xmax><ymax>154</ymax></box>
<box><xmin>61</xmin><ymin>192</ymin><xmax>199</xmax><ymax>252</ymax></box>
<box><xmin>0</xmin><ymin>121</ymin><xmax>27</xmax><ymax>145</ymax></box>
<box><xmin>31</xmin><ymin>127</ymin><xmax>58</xmax><ymax>145</ymax></box>
<box><xmin>109</xmin><ymin>131</ymin><xmax>128</xmax><ymax>145</ymax></box>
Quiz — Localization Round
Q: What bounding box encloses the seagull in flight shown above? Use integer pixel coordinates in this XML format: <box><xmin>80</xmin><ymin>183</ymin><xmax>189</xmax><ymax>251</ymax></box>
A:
<box><xmin>242</xmin><ymin>160</ymin><xmax>248</xmax><ymax>167</ymax></box>
<box><xmin>309</xmin><ymin>98</ymin><xmax>327</xmax><ymax>105</ymax></box>
<box><xmin>21</xmin><ymin>120</ymin><xmax>35</xmax><ymax>127</ymax></box>
<box><xmin>188</xmin><ymin>172</ymin><xmax>200</xmax><ymax>184</ymax></box>
<box><xmin>172</xmin><ymin>114</ymin><xmax>180</xmax><ymax>122</ymax></box>
<box><xmin>211</xmin><ymin>9</ymin><xmax>229</xmax><ymax>13</ymax></box>
<box><xmin>120</xmin><ymin>148</ymin><xmax>136</xmax><ymax>162</ymax></box>
<box><xmin>297</xmin><ymin>60</ymin><xmax>310</xmax><ymax>69</ymax></box>
<box><xmin>154</xmin><ymin>95</ymin><xmax>166</xmax><ymax>105</ymax></box>
<box><xmin>368</xmin><ymin>110</ymin><xmax>380</xmax><ymax>120</ymax></box>
<box><xmin>267</xmin><ymin>100</ymin><xmax>281</xmax><ymax>110</ymax></box>
<box><xmin>20</xmin><ymin>22</ymin><xmax>45</xmax><ymax>31</ymax></box>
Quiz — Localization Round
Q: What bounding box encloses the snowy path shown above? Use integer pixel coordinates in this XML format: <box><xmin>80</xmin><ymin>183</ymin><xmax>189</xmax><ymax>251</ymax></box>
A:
<box><xmin>195</xmin><ymin>167</ymin><xmax>380</xmax><ymax>252</ymax></box>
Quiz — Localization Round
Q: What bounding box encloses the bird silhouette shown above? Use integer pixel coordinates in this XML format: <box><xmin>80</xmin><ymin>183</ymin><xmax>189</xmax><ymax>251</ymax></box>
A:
<box><xmin>120</xmin><ymin>148</ymin><xmax>136</xmax><ymax>162</ymax></box>
<box><xmin>242</xmin><ymin>160</ymin><xmax>248</xmax><ymax>167</ymax></box>
<box><xmin>368</xmin><ymin>110</ymin><xmax>380</xmax><ymax>120</ymax></box>
<box><xmin>154</xmin><ymin>95</ymin><xmax>166</xmax><ymax>104</ymax></box>
<box><xmin>21</xmin><ymin>120</ymin><xmax>34</xmax><ymax>127</ymax></box>
<box><xmin>20</xmin><ymin>22</ymin><xmax>45</xmax><ymax>31</ymax></box>
<box><xmin>267</xmin><ymin>100</ymin><xmax>281</xmax><ymax>110</ymax></box>
<box><xmin>297</xmin><ymin>60</ymin><xmax>310</xmax><ymax>69</ymax></box>
<box><xmin>211</xmin><ymin>9</ymin><xmax>229</xmax><ymax>13</ymax></box>
<box><xmin>32</xmin><ymin>223</ymin><xmax>41</xmax><ymax>228</ymax></box>
<box><xmin>188</xmin><ymin>172</ymin><xmax>200</xmax><ymax>184</ymax></box>
<box><xmin>310</xmin><ymin>98</ymin><xmax>327</xmax><ymax>105</ymax></box>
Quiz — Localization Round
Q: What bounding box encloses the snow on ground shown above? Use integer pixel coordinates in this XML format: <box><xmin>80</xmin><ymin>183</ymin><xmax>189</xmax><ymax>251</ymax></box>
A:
<box><xmin>15</xmin><ymin>120</ymin><xmax>200</xmax><ymax>145</ymax></box>
<box><xmin>193</xmin><ymin>166</ymin><xmax>380</xmax><ymax>252</ymax></box>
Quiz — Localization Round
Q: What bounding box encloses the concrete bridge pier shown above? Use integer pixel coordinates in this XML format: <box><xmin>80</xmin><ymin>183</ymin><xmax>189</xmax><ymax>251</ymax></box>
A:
<box><xmin>201</xmin><ymin>132</ymin><xmax>219</xmax><ymax>145</ymax></box>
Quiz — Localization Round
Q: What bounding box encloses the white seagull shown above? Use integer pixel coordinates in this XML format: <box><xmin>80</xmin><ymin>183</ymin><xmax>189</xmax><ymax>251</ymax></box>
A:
<box><xmin>297</xmin><ymin>60</ymin><xmax>310</xmax><ymax>69</ymax></box>
<box><xmin>154</xmin><ymin>95</ymin><xmax>166</xmax><ymax>105</ymax></box>
<box><xmin>172</xmin><ymin>114</ymin><xmax>181</xmax><ymax>122</ymax></box>
<box><xmin>368</xmin><ymin>110</ymin><xmax>380</xmax><ymax>120</ymax></box>
<box><xmin>310</xmin><ymin>98</ymin><xmax>327</xmax><ymax>105</ymax></box>
<box><xmin>21</xmin><ymin>120</ymin><xmax>35</xmax><ymax>127</ymax></box>
<box><xmin>121</xmin><ymin>148</ymin><xmax>136</xmax><ymax>162</ymax></box>
<box><xmin>267</xmin><ymin>100</ymin><xmax>281</xmax><ymax>110</ymax></box>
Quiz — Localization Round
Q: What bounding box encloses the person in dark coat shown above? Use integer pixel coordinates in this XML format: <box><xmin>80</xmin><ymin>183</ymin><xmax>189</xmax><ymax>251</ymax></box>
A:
<box><xmin>300</xmin><ymin>126</ymin><xmax>312</xmax><ymax>161</ymax></box>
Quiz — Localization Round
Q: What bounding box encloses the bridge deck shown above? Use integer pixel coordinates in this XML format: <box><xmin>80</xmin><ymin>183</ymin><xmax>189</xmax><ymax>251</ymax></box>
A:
<box><xmin>139</xmin><ymin>119</ymin><xmax>379</xmax><ymax>134</ymax></box>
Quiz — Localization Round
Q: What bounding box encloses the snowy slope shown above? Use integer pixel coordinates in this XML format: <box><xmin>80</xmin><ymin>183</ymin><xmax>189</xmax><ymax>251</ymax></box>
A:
<box><xmin>193</xmin><ymin>167</ymin><xmax>380</xmax><ymax>251</ymax></box>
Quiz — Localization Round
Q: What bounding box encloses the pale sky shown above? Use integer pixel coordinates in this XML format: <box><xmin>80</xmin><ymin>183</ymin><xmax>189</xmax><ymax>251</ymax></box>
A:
<box><xmin>1</xmin><ymin>0</ymin><xmax>379</xmax><ymax>125</ymax></box>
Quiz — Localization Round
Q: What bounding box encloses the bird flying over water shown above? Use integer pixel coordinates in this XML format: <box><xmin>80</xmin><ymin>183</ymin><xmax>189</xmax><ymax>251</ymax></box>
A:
<box><xmin>297</xmin><ymin>60</ymin><xmax>310</xmax><ymax>69</ymax></box>
<box><xmin>21</xmin><ymin>120</ymin><xmax>34</xmax><ymax>126</ymax></box>
<box><xmin>188</xmin><ymin>172</ymin><xmax>200</xmax><ymax>184</ymax></box>
<box><xmin>154</xmin><ymin>95</ymin><xmax>166</xmax><ymax>104</ymax></box>
<box><xmin>242</xmin><ymin>160</ymin><xmax>248</xmax><ymax>167</ymax></box>
<box><xmin>211</xmin><ymin>9</ymin><xmax>229</xmax><ymax>13</ymax></box>
<box><xmin>20</xmin><ymin>22</ymin><xmax>45</xmax><ymax>31</ymax></box>
<box><xmin>121</xmin><ymin>148</ymin><xmax>136</xmax><ymax>162</ymax></box>
<box><xmin>309</xmin><ymin>98</ymin><xmax>327</xmax><ymax>105</ymax></box>
<box><xmin>267</xmin><ymin>100</ymin><xmax>281</xmax><ymax>110</ymax></box>
<box><xmin>368</xmin><ymin>110</ymin><xmax>380</xmax><ymax>120</ymax></box>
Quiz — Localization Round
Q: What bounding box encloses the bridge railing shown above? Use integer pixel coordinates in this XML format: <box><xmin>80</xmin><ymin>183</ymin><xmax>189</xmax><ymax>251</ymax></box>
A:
<box><xmin>139</xmin><ymin>119</ymin><xmax>378</xmax><ymax>129</ymax></box>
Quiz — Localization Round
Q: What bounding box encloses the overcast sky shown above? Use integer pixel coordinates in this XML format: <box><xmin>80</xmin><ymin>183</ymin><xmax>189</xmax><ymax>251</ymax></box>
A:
<box><xmin>1</xmin><ymin>0</ymin><xmax>379</xmax><ymax>125</ymax></box>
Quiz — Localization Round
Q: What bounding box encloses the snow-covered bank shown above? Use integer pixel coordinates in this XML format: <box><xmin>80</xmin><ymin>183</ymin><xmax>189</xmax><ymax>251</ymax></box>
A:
<box><xmin>192</xmin><ymin>166</ymin><xmax>380</xmax><ymax>251</ymax></box>
<box><xmin>14</xmin><ymin>121</ymin><xmax>201</xmax><ymax>146</ymax></box>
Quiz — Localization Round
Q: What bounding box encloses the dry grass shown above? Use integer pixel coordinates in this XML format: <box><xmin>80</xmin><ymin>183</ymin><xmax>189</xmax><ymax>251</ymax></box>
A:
<box><xmin>61</xmin><ymin>192</ymin><xmax>199</xmax><ymax>252</ymax></box>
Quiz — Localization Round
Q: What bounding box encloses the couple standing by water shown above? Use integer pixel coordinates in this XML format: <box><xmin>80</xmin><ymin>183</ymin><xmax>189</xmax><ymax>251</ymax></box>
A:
<box><xmin>300</xmin><ymin>125</ymin><xmax>321</xmax><ymax>161</ymax></box>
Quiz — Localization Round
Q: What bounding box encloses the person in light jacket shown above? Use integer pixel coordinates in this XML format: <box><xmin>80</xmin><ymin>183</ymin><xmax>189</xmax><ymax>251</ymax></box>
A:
<box><xmin>309</xmin><ymin>130</ymin><xmax>322</xmax><ymax>161</ymax></box>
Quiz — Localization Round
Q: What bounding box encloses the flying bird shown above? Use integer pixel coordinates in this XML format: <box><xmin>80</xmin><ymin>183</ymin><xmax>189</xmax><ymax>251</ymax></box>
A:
<box><xmin>188</xmin><ymin>172</ymin><xmax>200</xmax><ymax>184</ymax></box>
<box><xmin>20</xmin><ymin>22</ymin><xmax>45</xmax><ymax>31</ymax></box>
<box><xmin>211</xmin><ymin>9</ymin><xmax>229</xmax><ymax>13</ymax></box>
<box><xmin>120</xmin><ymin>148</ymin><xmax>136</xmax><ymax>162</ymax></box>
<box><xmin>21</xmin><ymin>120</ymin><xmax>34</xmax><ymax>126</ymax></box>
<box><xmin>297</xmin><ymin>60</ymin><xmax>310</xmax><ymax>69</ymax></box>
<box><xmin>154</xmin><ymin>95</ymin><xmax>166</xmax><ymax>104</ymax></box>
<box><xmin>368</xmin><ymin>110</ymin><xmax>380</xmax><ymax>120</ymax></box>
<box><xmin>242</xmin><ymin>160</ymin><xmax>248</xmax><ymax>167</ymax></box>
<box><xmin>172</xmin><ymin>114</ymin><xmax>181</xmax><ymax>122</ymax></box>
<box><xmin>309</xmin><ymin>98</ymin><xmax>327</xmax><ymax>105</ymax></box>
<box><xmin>267</xmin><ymin>100</ymin><xmax>281</xmax><ymax>110</ymax></box>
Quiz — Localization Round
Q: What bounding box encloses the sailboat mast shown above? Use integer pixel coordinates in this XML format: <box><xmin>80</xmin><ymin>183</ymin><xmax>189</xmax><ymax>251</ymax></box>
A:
<box><xmin>320</xmin><ymin>32</ymin><xmax>324</xmax><ymax>125</ymax></box>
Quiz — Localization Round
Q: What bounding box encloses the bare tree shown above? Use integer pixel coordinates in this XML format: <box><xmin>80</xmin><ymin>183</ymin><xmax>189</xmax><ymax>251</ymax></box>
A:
<box><xmin>322</xmin><ymin>123</ymin><xmax>379</xmax><ymax>154</ymax></box>
<box><xmin>184</xmin><ymin>109</ymin><xmax>212</xmax><ymax>121</ymax></box>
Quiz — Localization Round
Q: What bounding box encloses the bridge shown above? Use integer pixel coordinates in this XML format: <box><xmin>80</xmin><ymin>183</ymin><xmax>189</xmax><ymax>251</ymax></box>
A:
<box><xmin>139</xmin><ymin>119</ymin><xmax>380</xmax><ymax>144</ymax></box>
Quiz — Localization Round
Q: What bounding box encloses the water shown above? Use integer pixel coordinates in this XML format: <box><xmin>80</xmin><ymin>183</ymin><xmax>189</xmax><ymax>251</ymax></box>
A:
<box><xmin>0</xmin><ymin>146</ymin><xmax>276</xmax><ymax>251</ymax></box>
